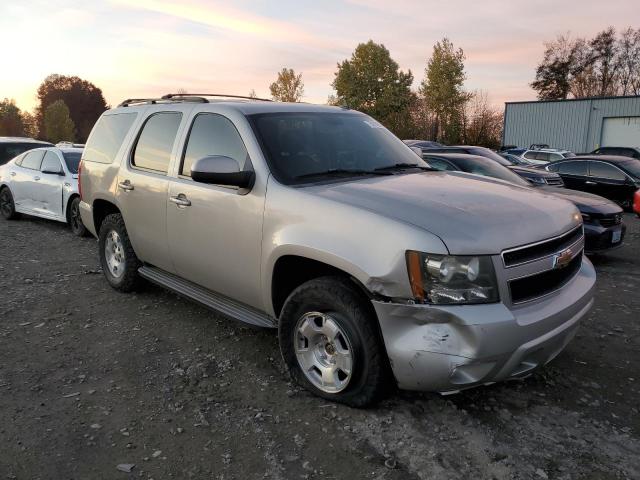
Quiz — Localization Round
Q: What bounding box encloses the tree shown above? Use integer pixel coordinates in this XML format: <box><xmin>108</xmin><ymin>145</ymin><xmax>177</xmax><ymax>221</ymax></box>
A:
<box><xmin>36</xmin><ymin>74</ymin><xmax>107</xmax><ymax>142</ymax></box>
<box><xmin>332</xmin><ymin>40</ymin><xmax>414</xmax><ymax>137</ymax></box>
<box><xmin>248</xmin><ymin>89</ymin><xmax>258</xmax><ymax>99</ymax></box>
<box><xmin>0</xmin><ymin>98</ymin><xmax>25</xmax><ymax>136</ymax></box>
<box><xmin>43</xmin><ymin>100</ymin><xmax>75</xmax><ymax>143</ymax></box>
<box><xmin>531</xmin><ymin>27</ymin><xmax>640</xmax><ymax>100</ymax></box>
<box><xmin>420</xmin><ymin>38</ymin><xmax>471</xmax><ymax>144</ymax></box>
<box><xmin>21</xmin><ymin>111</ymin><xmax>39</xmax><ymax>138</ymax></box>
<box><xmin>462</xmin><ymin>91</ymin><xmax>503</xmax><ymax>149</ymax></box>
<box><xmin>269</xmin><ymin>68</ymin><xmax>304</xmax><ymax>102</ymax></box>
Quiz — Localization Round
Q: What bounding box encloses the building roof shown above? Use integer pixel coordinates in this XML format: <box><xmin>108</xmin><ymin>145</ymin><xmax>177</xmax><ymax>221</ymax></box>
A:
<box><xmin>505</xmin><ymin>94</ymin><xmax>640</xmax><ymax>106</ymax></box>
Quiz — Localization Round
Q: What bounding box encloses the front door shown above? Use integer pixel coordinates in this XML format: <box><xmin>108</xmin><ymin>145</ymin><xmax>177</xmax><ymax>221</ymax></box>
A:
<box><xmin>116</xmin><ymin>110</ymin><xmax>186</xmax><ymax>273</ymax></box>
<box><xmin>33</xmin><ymin>150</ymin><xmax>65</xmax><ymax>218</ymax></box>
<box><xmin>166</xmin><ymin>112</ymin><xmax>264</xmax><ymax>309</ymax></box>
<box><xmin>587</xmin><ymin>160</ymin><xmax>636</xmax><ymax>207</ymax></box>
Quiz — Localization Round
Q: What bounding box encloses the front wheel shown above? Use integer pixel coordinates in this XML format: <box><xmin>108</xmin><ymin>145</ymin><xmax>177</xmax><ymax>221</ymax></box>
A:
<box><xmin>67</xmin><ymin>197</ymin><xmax>88</xmax><ymax>237</ymax></box>
<box><xmin>0</xmin><ymin>187</ymin><xmax>20</xmax><ymax>220</ymax></box>
<box><xmin>98</xmin><ymin>213</ymin><xmax>141</xmax><ymax>292</ymax></box>
<box><xmin>278</xmin><ymin>276</ymin><xmax>391</xmax><ymax>407</ymax></box>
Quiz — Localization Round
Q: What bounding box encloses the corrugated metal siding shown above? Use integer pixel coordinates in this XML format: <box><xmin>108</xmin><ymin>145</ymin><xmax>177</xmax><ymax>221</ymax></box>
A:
<box><xmin>504</xmin><ymin>96</ymin><xmax>640</xmax><ymax>153</ymax></box>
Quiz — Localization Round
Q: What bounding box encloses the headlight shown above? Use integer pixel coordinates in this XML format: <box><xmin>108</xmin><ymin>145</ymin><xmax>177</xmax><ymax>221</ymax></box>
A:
<box><xmin>528</xmin><ymin>176</ymin><xmax>546</xmax><ymax>185</ymax></box>
<box><xmin>406</xmin><ymin>251</ymin><xmax>499</xmax><ymax>304</ymax></box>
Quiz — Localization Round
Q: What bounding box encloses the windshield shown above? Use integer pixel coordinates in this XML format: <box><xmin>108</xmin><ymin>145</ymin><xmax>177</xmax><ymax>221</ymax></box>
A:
<box><xmin>0</xmin><ymin>143</ymin><xmax>46</xmax><ymax>165</ymax></box>
<box><xmin>470</xmin><ymin>147</ymin><xmax>512</xmax><ymax>167</ymax></box>
<box><xmin>453</xmin><ymin>156</ymin><xmax>530</xmax><ymax>187</ymax></box>
<box><xmin>62</xmin><ymin>151</ymin><xmax>82</xmax><ymax>173</ymax></box>
<box><xmin>250</xmin><ymin>112</ymin><xmax>429</xmax><ymax>184</ymax></box>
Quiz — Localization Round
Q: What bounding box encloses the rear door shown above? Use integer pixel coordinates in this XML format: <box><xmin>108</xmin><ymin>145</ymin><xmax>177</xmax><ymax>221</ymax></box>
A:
<box><xmin>116</xmin><ymin>108</ymin><xmax>188</xmax><ymax>273</ymax></box>
<box><xmin>33</xmin><ymin>150</ymin><xmax>65</xmax><ymax>218</ymax></box>
<box><xmin>12</xmin><ymin>149</ymin><xmax>45</xmax><ymax>212</ymax></box>
<box><xmin>555</xmin><ymin>160</ymin><xmax>589</xmax><ymax>190</ymax></box>
<box><xmin>587</xmin><ymin>160</ymin><xmax>635</xmax><ymax>206</ymax></box>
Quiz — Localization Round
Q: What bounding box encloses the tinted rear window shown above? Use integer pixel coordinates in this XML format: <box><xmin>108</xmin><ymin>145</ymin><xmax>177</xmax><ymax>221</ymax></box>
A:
<box><xmin>83</xmin><ymin>113</ymin><xmax>137</xmax><ymax>164</ymax></box>
<box><xmin>0</xmin><ymin>143</ymin><xmax>48</xmax><ymax>165</ymax></box>
<box><xmin>62</xmin><ymin>151</ymin><xmax>82</xmax><ymax>173</ymax></box>
<box><xmin>558</xmin><ymin>161</ymin><xmax>588</xmax><ymax>176</ymax></box>
<box><xmin>132</xmin><ymin>112</ymin><xmax>182</xmax><ymax>173</ymax></box>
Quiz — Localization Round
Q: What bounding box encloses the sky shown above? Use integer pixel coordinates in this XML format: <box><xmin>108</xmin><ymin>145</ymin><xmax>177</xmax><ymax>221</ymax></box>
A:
<box><xmin>1</xmin><ymin>0</ymin><xmax>637</xmax><ymax>112</ymax></box>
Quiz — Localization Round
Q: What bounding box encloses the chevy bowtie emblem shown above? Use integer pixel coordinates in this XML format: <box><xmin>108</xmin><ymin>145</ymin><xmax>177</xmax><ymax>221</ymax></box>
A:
<box><xmin>553</xmin><ymin>248</ymin><xmax>573</xmax><ymax>269</ymax></box>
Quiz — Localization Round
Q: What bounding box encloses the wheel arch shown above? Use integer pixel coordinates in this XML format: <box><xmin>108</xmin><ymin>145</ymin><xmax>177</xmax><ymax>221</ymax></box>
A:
<box><xmin>92</xmin><ymin>198</ymin><xmax>121</xmax><ymax>234</ymax></box>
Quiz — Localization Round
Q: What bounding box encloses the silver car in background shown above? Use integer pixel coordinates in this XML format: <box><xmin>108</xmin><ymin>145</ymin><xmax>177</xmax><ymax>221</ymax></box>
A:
<box><xmin>77</xmin><ymin>94</ymin><xmax>596</xmax><ymax>406</ymax></box>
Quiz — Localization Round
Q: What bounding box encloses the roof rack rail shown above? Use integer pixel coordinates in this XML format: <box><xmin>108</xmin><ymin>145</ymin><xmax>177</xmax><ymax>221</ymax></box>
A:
<box><xmin>117</xmin><ymin>96</ymin><xmax>209</xmax><ymax>107</ymax></box>
<box><xmin>161</xmin><ymin>93</ymin><xmax>272</xmax><ymax>102</ymax></box>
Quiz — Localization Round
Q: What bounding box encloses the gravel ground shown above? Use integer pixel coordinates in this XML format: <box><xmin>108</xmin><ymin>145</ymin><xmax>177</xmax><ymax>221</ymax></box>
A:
<box><xmin>0</xmin><ymin>214</ymin><xmax>638</xmax><ymax>480</ymax></box>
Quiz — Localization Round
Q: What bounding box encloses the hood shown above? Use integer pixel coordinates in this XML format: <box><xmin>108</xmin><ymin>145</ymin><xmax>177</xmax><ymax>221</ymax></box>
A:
<box><xmin>307</xmin><ymin>171</ymin><xmax>580</xmax><ymax>255</ymax></box>
<box><xmin>508</xmin><ymin>165</ymin><xmax>557</xmax><ymax>178</ymax></box>
<box><xmin>539</xmin><ymin>186</ymin><xmax>622</xmax><ymax>214</ymax></box>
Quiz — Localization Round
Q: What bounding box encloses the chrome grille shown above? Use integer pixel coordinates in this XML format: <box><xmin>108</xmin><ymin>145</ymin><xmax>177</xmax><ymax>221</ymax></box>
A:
<box><xmin>501</xmin><ymin>225</ymin><xmax>583</xmax><ymax>268</ymax></box>
<box><xmin>598</xmin><ymin>214</ymin><xmax>622</xmax><ymax>227</ymax></box>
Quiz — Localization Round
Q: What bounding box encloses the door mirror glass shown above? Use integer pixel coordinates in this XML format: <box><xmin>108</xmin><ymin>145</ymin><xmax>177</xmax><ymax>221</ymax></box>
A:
<box><xmin>191</xmin><ymin>155</ymin><xmax>254</xmax><ymax>188</ymax></box>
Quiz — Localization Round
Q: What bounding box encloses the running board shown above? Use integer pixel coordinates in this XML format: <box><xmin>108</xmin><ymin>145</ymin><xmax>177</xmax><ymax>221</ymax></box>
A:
<box><xmin>138</xmin><ymin>265</ymin><xmax>276</xmax><ymax>329</ymax></box>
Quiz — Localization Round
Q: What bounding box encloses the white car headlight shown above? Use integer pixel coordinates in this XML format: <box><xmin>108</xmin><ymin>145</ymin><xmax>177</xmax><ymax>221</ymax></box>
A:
<box><xmin>406</xmin><ymin>252</ymin><xmax>500</xmax><ymax>304</ymax></box>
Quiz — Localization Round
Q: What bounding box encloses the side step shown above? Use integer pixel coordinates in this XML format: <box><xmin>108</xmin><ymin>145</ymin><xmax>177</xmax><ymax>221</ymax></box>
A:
<box><xmin>138</xmin><ymin>265</ymin><xmax>276</xmax><ymax>329</ymax></box>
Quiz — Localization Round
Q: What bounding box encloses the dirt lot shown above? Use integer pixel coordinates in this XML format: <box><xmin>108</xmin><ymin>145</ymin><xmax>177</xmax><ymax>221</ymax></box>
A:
<box><xmin>0</xmin><ymin>214</ymin><xmax>639</xmax><ymax>480</ymax></box>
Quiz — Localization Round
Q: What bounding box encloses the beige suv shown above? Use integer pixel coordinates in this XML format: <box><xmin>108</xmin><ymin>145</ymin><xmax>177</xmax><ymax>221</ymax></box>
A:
<box><xmin>79</xmin><ymin>94</ymin><xmax>595</xmax><ymax>406</ymax></box>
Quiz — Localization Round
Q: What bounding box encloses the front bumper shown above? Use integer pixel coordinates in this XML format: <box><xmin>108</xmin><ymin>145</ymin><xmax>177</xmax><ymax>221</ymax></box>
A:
<box><xmin>584</xmin><ymin>222</ymin><xmax>626</xmax><ymax>253</ymax></box>
<box><xmin>372</xmin><ymin>258</ymin><xmax>596</xmax><ymax>392</ymax></box>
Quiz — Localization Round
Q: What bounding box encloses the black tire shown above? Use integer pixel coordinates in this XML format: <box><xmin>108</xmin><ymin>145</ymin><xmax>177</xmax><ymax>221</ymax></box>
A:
<box><xmin>278</xmin><ymin>276</ymin><xmax>391</xmax><ymax>407</ymax></box>
<box><xmin>98</xmin><ymin>213</ymin><xmax>141</xmax><ymax>292</ymax></box>
<box><xmin>0</xmin><ymin>187</ymin><xmax>20</xmax><ymax>220</ymax></box>
<box><xmin>67</xmin><ymin>196</ymin><xmax>88</xmax><ymax>237</ymax></box>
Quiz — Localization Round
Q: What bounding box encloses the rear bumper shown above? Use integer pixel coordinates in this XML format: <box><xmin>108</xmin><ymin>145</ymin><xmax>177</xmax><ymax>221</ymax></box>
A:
<box><xmin>372</xmin><ymin>258</ymin><xmax>596</xmax><ymax>392</ymax></box>
<box><xmin>584</xmin><ymin>222</ymin><xmax>626</xmax><ymax>253</ymax></box>
<box><xmin>78</xmin><ymin>200</ymin><xmax>96</xmax><ymax>237</ymax></box>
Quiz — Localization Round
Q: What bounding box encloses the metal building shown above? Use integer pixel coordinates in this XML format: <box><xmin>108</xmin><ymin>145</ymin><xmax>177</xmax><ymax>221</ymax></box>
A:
<box><xmin>503</xmin><ymin>95</ymin><xmax>640</xmax><ymax>153</ymax></box>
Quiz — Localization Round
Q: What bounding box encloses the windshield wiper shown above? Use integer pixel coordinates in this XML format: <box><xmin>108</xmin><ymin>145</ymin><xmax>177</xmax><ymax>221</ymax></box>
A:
<box><xmin>374</xmin><ymin>163</ymin><xmax>436</xmax><ymax>172</ymax></box>
<box><xmin>294</xmin><ymin>168</ymin><xmax>393</xmax><ymax>180</ymax></box>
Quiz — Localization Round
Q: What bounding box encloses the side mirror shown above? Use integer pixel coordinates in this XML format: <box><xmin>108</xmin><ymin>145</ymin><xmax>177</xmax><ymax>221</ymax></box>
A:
<box><xmin>191</xmin><ymin>156</ymin><xmax>255</xmax><ymax>189</ymax></box>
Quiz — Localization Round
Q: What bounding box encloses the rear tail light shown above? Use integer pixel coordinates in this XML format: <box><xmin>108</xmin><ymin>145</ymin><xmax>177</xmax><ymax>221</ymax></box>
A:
<box><xmin>634</xmin><ymin>190</ymin><xmax>640</xmax><ymax>215</ymax></box>
<box><xmin>78</xmin><ymin>160</ymin><xmax>83</xmax><ymax>201</ymax></box>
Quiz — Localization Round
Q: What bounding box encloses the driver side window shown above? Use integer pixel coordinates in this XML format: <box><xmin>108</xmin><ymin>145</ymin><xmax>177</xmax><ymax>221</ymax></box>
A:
<box><xmin>181</xmin><ymin>113</ymin><xmax>248</xmax><ymax>177</ymax></box>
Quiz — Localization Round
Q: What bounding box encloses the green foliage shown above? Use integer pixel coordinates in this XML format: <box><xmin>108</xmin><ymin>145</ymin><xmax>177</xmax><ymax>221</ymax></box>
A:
<box><xmin>20</xmin><ymin>111</ymin><xmax>39</xmax><ymax>138</ymax></box>
<box><xmin>36</xmin><ymin>74</ymin><xmax>107</xmax><ymax>142</ymax></box>
<box><xmin>332</xmin><ymin>41</ymin><xmax>415</xmax><ymax>137</ymax></box>
<box><xmin>0</xmin><ymin>98</ymin><xmax>25</xmax><ymax>136</ymax></box>
<box><xmin>420</xmin><ymin>38</ymin><xmax>471</xmax><ymax>144</ymax></box>
<box><xmin>269</xmin><ymin>68</ymin><xmax>304</xmax><ymax>102</ymax></box>
<box><xmin>43</xmin><ymin>100</ymin><xmax>75</xmax><ymax>143</ymax></box>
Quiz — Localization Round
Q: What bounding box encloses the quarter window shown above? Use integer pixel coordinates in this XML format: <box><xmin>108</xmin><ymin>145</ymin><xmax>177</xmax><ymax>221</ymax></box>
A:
<box><xmin>41</xmin><ymin>151</ymin><xmax>62</xmax><ymax>173</ymax></box>
<box><xmin>589</xmin><ymin>162</ymin><xmax>627</xmax><ymax>181</ymax></box>
<box><xmin>21</xmin><ymin>150</ymin><xmax>45</xmax><ymax>170</ymax></box>
<box><xmin>181</xmin><ymin>113</ymin><xmax>248</xmax><ymax>177</ymax></box>
<box><xmin>132</xmin><ymin>112</ymin><xmax>182</xmax><ymax>174</ymax></box>
<box><xmin>558</xmin><ymin>161</ymin><xmax>588</xmax><ymax>176</ymax></box>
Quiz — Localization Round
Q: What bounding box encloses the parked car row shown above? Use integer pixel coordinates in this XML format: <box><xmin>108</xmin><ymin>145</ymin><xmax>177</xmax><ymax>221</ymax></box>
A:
<box><xmin>0</xmin><ymin>96</ymin><xmax>606</xmax><ymax>408</ymax></box>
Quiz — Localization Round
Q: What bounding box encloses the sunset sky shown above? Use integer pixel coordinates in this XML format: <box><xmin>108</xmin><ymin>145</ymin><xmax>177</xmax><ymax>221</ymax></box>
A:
<box><xmin>1</xmin><ymin>0</ymin><xmax>637</xmax><ymax>112</ymax></box>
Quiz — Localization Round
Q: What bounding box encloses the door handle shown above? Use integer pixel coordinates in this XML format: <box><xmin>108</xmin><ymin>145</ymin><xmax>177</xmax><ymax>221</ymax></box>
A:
<box><xmin>34</xmin><ymin>176</ymin><xmax>41</xmax><ymax>181</ymax></box>
<box><xmin>118</xmin><ymin>180</ymin><xmax>134</xmax><ymax>191</ymax></box>
<box><xmin>10</xmin><ymin>172</ymin><xmax>16</xmax><ymax>177</ymax></box>
<box><xmin>585</xmin><ymin>181</ymin><xmax>597</xmax><ymax>185</ymax></box>
<box><xmin>169</xmin><ymin>194</ymin><xmax>191</xmax><ymax>207</ymax></box>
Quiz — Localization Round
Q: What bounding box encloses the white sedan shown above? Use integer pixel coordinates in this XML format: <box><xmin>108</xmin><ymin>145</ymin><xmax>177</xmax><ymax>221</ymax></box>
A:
<box><xmin>0</xmin><ymin>146</ymin><xmax>87</xmax><ymax>236</ymax></box>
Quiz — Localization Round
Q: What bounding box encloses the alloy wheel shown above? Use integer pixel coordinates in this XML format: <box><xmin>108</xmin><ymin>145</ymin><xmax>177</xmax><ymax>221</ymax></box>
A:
<box><xmin>105</xmin><ymin>230</ymin><xmax>126</xmax><ymax>278</ymax></box>
<box><xmin>294</xmin><ymin>311</ymin><xmax>354</xmax><ymax>393</ymax></box>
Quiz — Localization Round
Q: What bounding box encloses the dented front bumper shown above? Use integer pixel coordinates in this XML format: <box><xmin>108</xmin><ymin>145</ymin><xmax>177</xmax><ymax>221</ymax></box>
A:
<box><xmin>372</xmin><ymin>258</ymin><xmax>596</xmax><ymax>392</ymax></box>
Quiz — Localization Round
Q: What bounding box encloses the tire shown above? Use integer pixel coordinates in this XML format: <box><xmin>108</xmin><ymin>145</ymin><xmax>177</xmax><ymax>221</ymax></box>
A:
<box><xmin>278</xmin><ymin>276</ymin><xmax>391</xmax><ymax>407</ymax></box>
<box><xmin>98</xmin><ymin>213</ymin><xmax>141</xmax><ymax>292</ymax></box>
<box><xmin>67</xmin><ymin>197</ymin><xmax>88</xmax><ymax>237</ymax></box>
<box><xmin>0</xmin><ymin>187</ymin><xmax>20</xmax><ymax>220</ymax></box>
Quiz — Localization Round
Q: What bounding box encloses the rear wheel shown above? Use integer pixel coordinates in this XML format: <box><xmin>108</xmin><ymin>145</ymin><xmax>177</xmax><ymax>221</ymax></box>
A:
<box><xmin>0</xmin><ymin>187</ymin><xmax>20</xmax><ymax>220</ymax></box>
<box><xmin>98</xmin><ymin>213</ymin><xmax>141</xmax><ymax>292</ymax></box>
<box><xmin>67</xmin><ymin>197</ymin><xmax>88</xmax><ymax>237</ymax></box>
<box><xmin>278</xmin><ymin>276</ymin><xmax>391</xmax><ymax>407</ymax></box>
